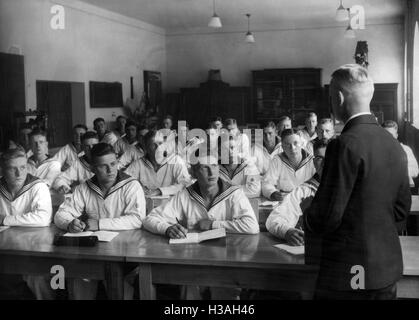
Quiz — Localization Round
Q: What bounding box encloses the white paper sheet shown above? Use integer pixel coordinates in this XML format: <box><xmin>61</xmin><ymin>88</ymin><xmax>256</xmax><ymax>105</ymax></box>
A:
<box><xmin>273</xmin><ymin>244</ymin><xmax>305</xmax><ymax>255</ymax></box>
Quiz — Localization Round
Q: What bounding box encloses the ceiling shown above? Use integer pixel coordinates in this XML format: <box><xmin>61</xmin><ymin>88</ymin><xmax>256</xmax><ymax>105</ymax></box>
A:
<box><xmin>78</xmin><ymin>0</ymin><xmax>405</xmax><ymax>31</ymax></box>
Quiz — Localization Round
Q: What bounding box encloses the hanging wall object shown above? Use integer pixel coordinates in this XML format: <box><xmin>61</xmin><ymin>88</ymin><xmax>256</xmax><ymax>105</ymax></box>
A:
<box><xmin>354</xmin><ymin>41</ymin><xmax>369</xmax><ymax>68</ymax></box>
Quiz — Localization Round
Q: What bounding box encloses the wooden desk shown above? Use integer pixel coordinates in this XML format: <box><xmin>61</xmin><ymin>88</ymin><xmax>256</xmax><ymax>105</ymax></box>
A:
<box><xmin>0</xmin><ymin>225</ymin><xmax>134</xmax><ymax>299</ymax></box>
<box><xmin>126</xmin><ymin>231</ymin><xmax>319</xmax><ymax>299</ymax></box>
<box><xmin>126</xmin><ymin>232</ymin><xmax>419</xmax><ymax>300</ymax></box>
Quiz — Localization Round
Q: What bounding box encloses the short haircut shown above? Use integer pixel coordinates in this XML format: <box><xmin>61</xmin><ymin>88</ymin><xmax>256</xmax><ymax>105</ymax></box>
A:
<box><xmin>382</xmin><ymin>120</ymin><xmax>398</xmax><ymax>131</ymax></box>
<box><xmin>263</xmin><ymin>121</ymin><xmax>277</xmax><ymax>129</ymax></box>
<box><xmin>280</xmin><ymin>128</ymin><xmax>298</xmax><ymax>140</ymax></box>
<box><xmin>211</xmin><ymin>116</ymin><xmax>222</xmax><ymax>123</ymax></box>
<box><xmin>208</xmin><ymin>122</ymin><xmax>218</xmax><ymax>130</ymax></box>
<box><xmin>224</xmin><ymin>118</ymin><xmax>237</xmax><ymax>126</ymax></box>
<box><xmin>90</xmin><ymin>143</ymin><xmax>115</xmax><ymax>162</ymax></box>
<box><xmin>163</xmin><ymin>115</ymin><xmax>173</xmax><ymax>121</ymax></box>
<box><xmin>93</xmin><ymin>118</ymin><xmax>105</xmax><ymax>126</ymax></box>
<box><xmin>116</xmin><ymin>115</ymin><xmax>126</xmax><ymax>121</ymax></box>
<box><xmin>319</xmin><ymin>118</ymin><xmax>334</xmax><ymax>126</ymax></box>
<box><xmin>74</xmin><ymin>124</ymin><xmax>88</xmax><ymax>131</ymax></box>
<box><xmin>278</xmin><ymin>116</ymin><xmax>291</xmax><ymax>123</ymax></box>
<box><xmin>29</xmin><ymin>128</ymin><xmax>47</xmax><ymax>139</ymax></box>
<box><xmin>331</xmin><ymin>64</ymin><xmax>373</xmax><ymax>94</ymax></box>
<box><xmin>313</xmin><ymin>139</ymin><xmax>329</xmax><ymax>152</ymax></box>
<box><xmin>81</xmin><ymin>131</ymin><xmax>99</xmax><ymax>142</ymax></box>
<box><xmin>125</xmin><ymin>120</ymin><xmax>138</xmax><ymax>128</ymax></box>
<box><xmin>307</xmin><ymin>112</ymin><xmax>317</xmax><ymax>119</ymax></box>
<box><xmin>0</xmin><ymin>147</ymin><xmax>27</xmax><ymax>167</ymax></box>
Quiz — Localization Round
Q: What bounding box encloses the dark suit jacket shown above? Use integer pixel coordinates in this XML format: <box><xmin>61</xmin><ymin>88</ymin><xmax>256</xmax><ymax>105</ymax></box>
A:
<box><xmin>305</xmin><ymin>114</ymin><xmax>411</xmax><ymax>291</ymax></box>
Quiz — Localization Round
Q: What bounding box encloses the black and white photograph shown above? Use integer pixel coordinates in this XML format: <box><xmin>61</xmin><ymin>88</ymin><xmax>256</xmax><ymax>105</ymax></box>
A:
<box><xmin>0</xmin><ymin>0</ymin><xmax>418</xmax><ymax>310</ymax></box>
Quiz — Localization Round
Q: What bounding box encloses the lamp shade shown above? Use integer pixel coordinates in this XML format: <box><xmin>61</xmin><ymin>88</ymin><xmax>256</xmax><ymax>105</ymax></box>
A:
<box><xmin>208</xmin><ymin>14</ymin><xmax>222</xmax><ymax>28</ymax></box>
<box><xmin>344</xmin><ymin>25</ymin><xmax>356</xmax><ymax>38</ymax></box>
<box><xmin>245</xmin><ymin>32</ymin><xmax>255</xmax><ymax>43</ymax></box>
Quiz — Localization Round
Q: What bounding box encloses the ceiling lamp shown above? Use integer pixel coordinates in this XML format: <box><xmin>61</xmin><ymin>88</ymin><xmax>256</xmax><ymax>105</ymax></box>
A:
<box><xmin>344</xmin><ymin>9</ymin><xmax>356</xmax><ymax>38</ymax></box>
<box><xmin>245</xmin><ymin>14</ymin><xmax>255</xmax><ymax>43</ymax></box>
<box><xmin>208</xmin><ymin>0</ymin><xmax>222</xmax><ymax>28</ymax></box>
<box><xmin>335</xmin><ymin>0</ymin><xmax>349</xmax><ymax>21</ymax></box>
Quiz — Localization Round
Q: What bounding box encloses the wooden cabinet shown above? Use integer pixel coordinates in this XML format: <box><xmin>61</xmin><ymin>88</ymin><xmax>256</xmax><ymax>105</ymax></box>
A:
<box><xmin>177</xmin><ymin>80</ymin><xmax>251</xmax><ymax>129</ymax></box>
<box><xmin>252</xmin><ymin>68</ymin><xmax>323</xmax><ymax>125</ymax></box>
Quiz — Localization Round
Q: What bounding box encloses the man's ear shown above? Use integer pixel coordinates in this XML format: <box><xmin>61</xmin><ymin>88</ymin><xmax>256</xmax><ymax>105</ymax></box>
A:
<box><xmin>338</xmin><ymin>90</ymin><xmax>345</xmax><ymax>106</ymax></box>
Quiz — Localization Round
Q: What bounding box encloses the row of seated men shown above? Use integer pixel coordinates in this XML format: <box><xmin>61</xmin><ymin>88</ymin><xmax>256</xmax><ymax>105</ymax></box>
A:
<box><xmin>0</xmin><ymin>113</ymin><xmax>417</xmax><ymax>300</ymax></box>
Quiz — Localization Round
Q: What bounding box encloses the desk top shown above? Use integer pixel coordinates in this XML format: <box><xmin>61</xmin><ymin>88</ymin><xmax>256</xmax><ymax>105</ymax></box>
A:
<box><xmin>0</xmin><ymin>226</ymin><xmax>418</xmax><ymax>275</ymax></box>
<box><xmin>0</xmin><ymin>225</ymin><xmax>138</xmax><ymax>262</ymax></box>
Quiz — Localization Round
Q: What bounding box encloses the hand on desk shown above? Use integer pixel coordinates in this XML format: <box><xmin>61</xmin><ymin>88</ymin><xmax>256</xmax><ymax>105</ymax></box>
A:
<box><xmin>85</xmin><ymin>219</ymin><xmax>99</xmax><ymax>231</ymax></box>
<box><xmin>145</xmin><ymin>188</ymin><xmax>162</xmax><ymax>197</ymax></box>
<box><xmin>57</xmin><ymin>185</ymin><xmax>71</xmax><ymax>195</ymax></box>
<box><xmin>166</xmin><ymin>224</ymin><xmax>188</xmax><ymax>239</ymax></box>
<box><xmin>195</xmin><ymin>219</ymin><xmax>213</xmax><ymax>231</ymax></box>
<box><xmin>285</xmin><ymin>228</ymin><xmax>305</xmax><ymax>246</ymax></box>
<box><xmin>68</xmin><ymin>219</ymin><xmax>86</xmax><ymax>233</ymax></box>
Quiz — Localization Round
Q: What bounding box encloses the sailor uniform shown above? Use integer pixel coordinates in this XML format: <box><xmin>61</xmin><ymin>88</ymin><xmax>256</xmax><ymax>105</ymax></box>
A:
<box><xmin>55</xmin><ymin>171</ymin><xmax>145</xmax><ymax>231</ymax></box>
<box><xmin>401</xmin><ymin>143</ymin><xmax>419</xmax><ymax>187</ymax></box>
<box><xmin>26</xmin><ymin>156</ymin><xmax>61</xmax><ymax>187</ymax></box>
<box><xmin>144</xmin><ymin>179</ymin><xmax>259</xmax><ymax>235</ymax></box>
<box><xmin>51</xmin><ymin>143</ymin><xmax>82</xmax><ymax>170</ymax></box>
<box><xmin>0</xmin><ymin>174</ymin><xmax>53</xmax><ymax>300</ymax></box>
<box><xmin>0</xmin><ymin>174</ymin><xmax>52</xmax><ymax>227</ymax></box>
<box><xmin>266</xmin><ymin>175</ymin><xmax>319</xmax><ymax>239</ymax></box>
<box><xmin>262</xmin><ymin>150</ymin><xmax>315</xmax><ymax>199</ymax></box>
<box><xmin>55</xmin><ymin>171</ymin><xmax>146</xmax><ymax>299</ymax></box>
<box><xmin>125</xmin><ymin>154</ymin><xmax>192</xmax><ymax>196</ymax></box>
<box><xmin>252</xmin><ymin>139</ymin><xmax>283</xmax><ymax>176</ymax></box>
<box><xmin>219</xmin><ymin>160</ymin><xmax>261</xmax><ymax>198</ymax></box>
<box><xmin>53</xmin><ymin>156</ymin><xmax>94</xmax><ymax>191</ymax></box>
<box><xmin>115</xmin><ymin>139</ymin><xmax>144</xmax><ymax>169</ymax></box>
<box><xmin>298</xmin><ymin>128</ymin><xmax>317</xmax><ymax>154</ymax></box>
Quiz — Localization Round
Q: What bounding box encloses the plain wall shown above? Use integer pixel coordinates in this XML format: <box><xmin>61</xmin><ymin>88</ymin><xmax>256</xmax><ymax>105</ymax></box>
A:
<box><xmin>166</xmin><ymin>22</ymin><xmax>405</xmax><ymax>119</ymax></box>
<box><xmin>0</xmin><ymin>0</ymin><xmax>166</xmax><ymax>129</ymax></box>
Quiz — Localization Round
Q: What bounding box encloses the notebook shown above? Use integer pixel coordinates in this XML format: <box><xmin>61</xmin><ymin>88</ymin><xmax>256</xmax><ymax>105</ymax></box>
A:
<box><xmin>259</xmin><ymin>200</ymin><xmax>279</xmax><ymax>207</ymax></box>
<box><xmin>273</xmin><ymin>243</ymin><xmax>305</xmax><ymax>255</ymax></box>
<box><xmin>0</xmin><ymin>226</ymin><xmax>10</xmax><ymax>233</ymax></box>
<box><xmin>63</xmin><ymin>230</ymin><xmax>119</xmax><ymax>242</ymax></box>
<box><xmin>169</xmin><ymin>228</ymin><xmax>226</xmax><ymax>244</ymax></box>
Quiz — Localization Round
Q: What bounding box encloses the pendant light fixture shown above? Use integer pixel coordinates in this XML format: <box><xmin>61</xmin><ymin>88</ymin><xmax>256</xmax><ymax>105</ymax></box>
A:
<box><xmin>335</xmin><ymin>0</ymin><xmax>349</xmax><ymax>21</ymax></box>
<box><xmin>344</xmin><ymin>9</ymin><xmax>356</xmax><ymax>38</ymax></box>
<box><xmin>245</xmin><ymin>14</ymin><xmax>255</xmax><ymax>43</ymax></box>
<box><xmin>208</xmin><ymin>0</ymin><xmax>222</xmax><ymax>28</ymax></box>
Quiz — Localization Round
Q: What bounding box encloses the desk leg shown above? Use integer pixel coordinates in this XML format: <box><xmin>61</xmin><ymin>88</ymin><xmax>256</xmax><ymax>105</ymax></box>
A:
<box><xmin>105</xmin><ymin>262</ymin><xmax>124</xmax><ymax>300</ymax></box>
<box><xmin>139</xmin><ymin>263</ymin><xmax>156</xmax><ymax>300</ymax></box>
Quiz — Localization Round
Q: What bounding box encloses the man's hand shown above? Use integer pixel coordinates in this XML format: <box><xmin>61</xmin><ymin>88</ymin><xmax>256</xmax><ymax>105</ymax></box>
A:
<box><xmin>166</xmin><ymin>224</ymin><xmax>188</xmax><ymax>239</ymax></box>
<box><xmin>195</xmin><ymin>219</ymin><xmax>213</xmax><ymax>231</ymax></box>
<box><xmin>85</xmin><ymin>219</ymin><xmax>99</xmax><ymax>231</ymax></box>
<box><xmin>57</xmin><ymin>185</ymin><xmax>71</xmax><ymax>194</ymax></box>
<box><xmin>284</xmin><ymin>228</ymin><xmax>305</xmax><ymax>246</ymax></box>
<box><xmin>271</xmin><ymin>191</ymin><xmax>284</xmax><ymax>201</ymax></box>
<box><xmin>68</xmin><ymin>219</ymin><xmax>86</xmax><ymax>233</ymax></box>
<box><xmin>145</xmin><ymin>188</ymin><xmax>162</xmax><ymax>197</ymax></box>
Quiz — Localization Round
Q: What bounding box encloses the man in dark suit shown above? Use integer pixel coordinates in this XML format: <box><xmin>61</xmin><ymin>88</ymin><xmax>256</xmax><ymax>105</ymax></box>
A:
<box><xmin>305</xmin><ymin>64</ymin><xmax>411</xmax><ymax>299</ymax></box>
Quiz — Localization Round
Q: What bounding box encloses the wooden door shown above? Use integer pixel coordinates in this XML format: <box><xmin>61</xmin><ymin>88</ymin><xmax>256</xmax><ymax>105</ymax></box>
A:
<box><xmin>36</xmin><ymin>81</ymin><xmax>73</xmax><ymax>148</ymax></box>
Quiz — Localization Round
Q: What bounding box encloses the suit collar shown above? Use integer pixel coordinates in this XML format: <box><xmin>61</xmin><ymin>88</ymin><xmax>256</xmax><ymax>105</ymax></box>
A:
<box><xmin>342</xmin><ymin>113</ymin><xmax>377</xmax><ymax>134</ymax></box>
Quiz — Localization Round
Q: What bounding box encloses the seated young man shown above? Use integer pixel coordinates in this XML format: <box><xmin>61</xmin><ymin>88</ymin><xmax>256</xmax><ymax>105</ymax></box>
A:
<box><xmin>52</xmin><ymin>124</ymin><xmax>87</xmax><ymax>171</ymax></box>
<box><xmin>305</xmin><ymin>118</ymin><xmax>335</xmax><ymax>154</ymax></box>
<box><xmin>223</xmin><ymin>118</ymin><xmax>251</xmax><ymax>158</ymax></box>
<box><xmin>262</xmin><ymin>129</ymin><xmax>315</xmax><ymax>201</ymax></box>
<box><xmin>383</xmin><ymin>120</ymin><xmax>419</xmax><ymax>187</ymax></box>
<box><xmin>266</xmin><ymin>140</ymin><xmax>327</xmax><ymax>245</ymax></box>
<box><xmin>114</xmin><ymin>120</ymin><xmax>144</xmax><ymax>169</ymax></box>
<box><xmin>113</xmin><ymin>115</ymin><xmax>127</xmax><ymax>137</ymax></box>
<box><xmin>276</xmin><ymin>116</ymin><xmax>292</xmax><ymax>137</ymax></box>
<box><xmin>298</xmin><ymin>112</ymin><xmax>318</xmax><ymax>143</ymax></box>
<box><xmin>125</xmin><ymin>130</ymin><xmax>192</xmax><ymax>197</ymax></box>
<box><xmin>54</xmin><ymin>143</ymin><xmax>146</xmax><ymax>300</ymax></box>
<box><xmin>0</xmin><ymin>148</ymin><xmax>54</xmax><ymax>300</ymax></box>
<box><xmin>253</xmin><ymin>121</ymin><xmax>282</xmax><ymax>176</ymax></box>
<box><xmin>144</xmin><ymin>152</ymin><xmax>259</xmax><ymax>300</ymax></box>
<box><xmin>219</xmin><ymin>138</ymin><xmax>261</xmax><ymax>198</ymax></box>
<box><xmin>26</xmin><ymin>129</ymin><xmax>61</xmax><ymax>188</ymax></box>
<box><xmin>53</xmin><ymin>131</ymin><xmax>98</xmax><ymax>193</ymax></box>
